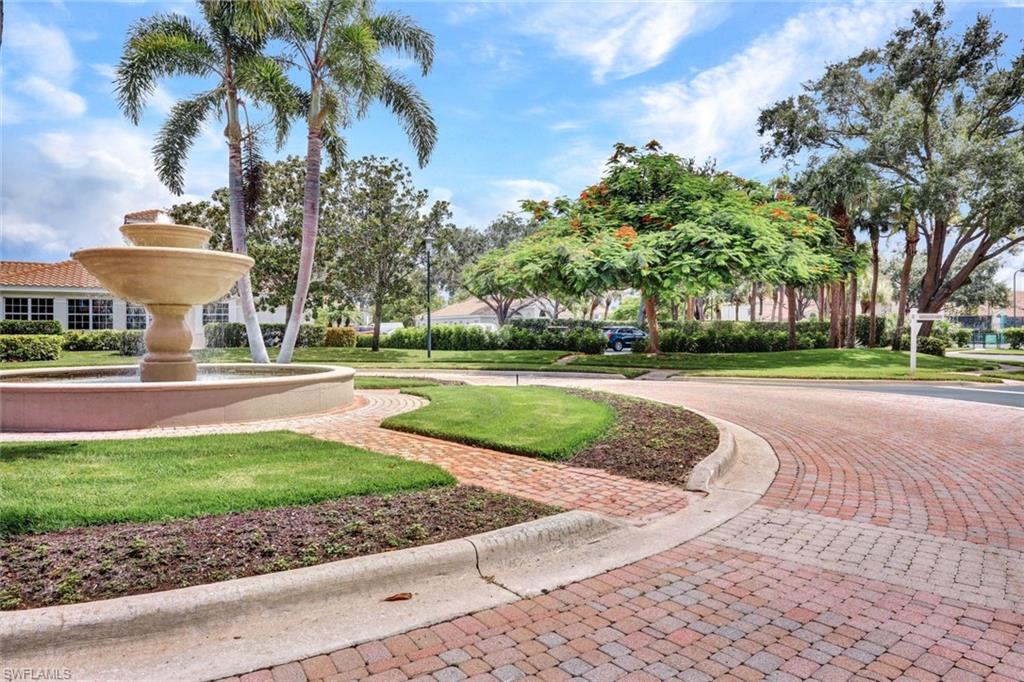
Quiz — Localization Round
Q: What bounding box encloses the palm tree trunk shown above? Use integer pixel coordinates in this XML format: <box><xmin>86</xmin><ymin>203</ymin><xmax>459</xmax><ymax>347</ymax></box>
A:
<box><xmin>868</xmin><ymin>227</ymin><xmax>880</xmax><ymax>347</ymax></box>
<box><xmin>786</xmin><ymin>285</ymin><xmax>798</xmax><ymax>350</ymax></box>
<box><xmin>225</xmin><ymin>85</ymin><xmax>269</xmax><ymax>363</ymax></box>
<box><xmin>278</xmin><ymin>119</ymin><xmax>322</xmax><ymax>363</ymax></box>
<box><xmin>845</xmin><ymin>273</ymin><xmax>858</xmax><ymax>348</ymax></box>
<box><xmin>644</xmin><ymin>292</ymin><xmax>660</xmax><ymax>354</ymax></box>
<box><xmin>749</xmin><ymin>283</ymin><xmax>758</xmax><ymax>322</ymax></box>
<box><xmin>829</xmin><ymin>282</ymin><xmax>843</xmax><ymax>347</ymax></box>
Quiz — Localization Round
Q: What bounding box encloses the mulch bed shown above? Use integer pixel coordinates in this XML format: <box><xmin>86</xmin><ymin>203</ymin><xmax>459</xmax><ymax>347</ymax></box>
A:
<box><xmin>0</xmin><ymin>486</ymin><xmax>556</xmax><ymax>610</ymax></box>
<box><xmin>562</xmin><ymin>389</ymin><xmax>720</xmax><ymax>487</ymax></box>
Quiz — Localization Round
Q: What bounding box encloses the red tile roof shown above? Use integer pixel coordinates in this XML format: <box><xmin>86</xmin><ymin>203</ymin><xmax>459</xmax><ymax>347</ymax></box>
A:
<box><xmin>0</xmin><ymin>260</ymin><xmax>103</xmax><ymax>289</ymax></box>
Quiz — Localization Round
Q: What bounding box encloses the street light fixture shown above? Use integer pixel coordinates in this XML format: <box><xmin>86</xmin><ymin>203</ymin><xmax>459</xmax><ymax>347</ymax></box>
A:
<box><xmin>425</xmin><ymin>235</ymin><xmax>433</xmax><ymax>359</ymax></box>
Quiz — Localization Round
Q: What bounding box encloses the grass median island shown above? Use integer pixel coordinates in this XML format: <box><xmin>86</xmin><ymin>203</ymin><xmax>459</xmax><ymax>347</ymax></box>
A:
<box><xmin>382</xmin><ymin>386</ymin><xmax>616</xmax><ymax>460</ymax></box>
<box><xmin>0</xmin><ymin>431</ymin><xmax>454</xmax><ymax>535</ymax></box>
<box><xmin>354</xmin><ymin>376</ymin><xmax>445</xmax><ymax>390</ymax></box>
<box><xmin>381</xmin><ymin>385</ymin><xmax>719</xmax><ymax>486</ymax></box>
<box><xmin>570</xmin><ymin>347</ymin><xmax>1003</xmax><ymax>381</ymax></box>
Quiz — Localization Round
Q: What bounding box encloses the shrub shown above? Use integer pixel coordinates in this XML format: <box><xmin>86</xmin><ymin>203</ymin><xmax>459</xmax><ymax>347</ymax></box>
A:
<box><xmin>899</xmin><ymin>332</ymin><xmax>946</xmax><ymax>356</ymax></box>
<box><xmin>355</xmin><ymin>333</ymin><xmax>375</xmax><ymax>348</ymax></box>
<box><xmin>62</xmin><ymin>330</ymin><xmax>122</xmax><ymax>351</ymax></box>
<box><xmin>0</xmin><ymin>334</ymin><xmax>63</xmax><ymax>362</ymax></box>
<box><xmin>119</xmin><ymin>330</ymin><xmax>146</xmax><ymax>356</ymax></box>
<box><xmin>642</xmin><ymin>321</ymin><xmax>828</xmax><ymax>354</ymax></box>
<box><xmin>204</xmin><ymin>322</ymin><xmax>248</xmax><ymax>348</ymax></box>
<box><xmin>325</xmin><ymin>326</ymin><xmax>357</xmax><ymax>347</ymax></box>
<box><xmin>0</xmin><ymin>319</ymin><xmax>63</xmax><ymax>335</ymax></box>
<box><xmin>204</xmin><ymin>322</ymin><xmax>327</xmax><ymax>348</ymax></box>
<box><xmin>950</xmin><ymin>326</ymin><xmax>972</xmax><ymax>348</ymax></box>
<box><xmin>507</xmin><ymin>318</ymin><xmax>605</xmax><ymax>333</ymax></box>
<box><xmin>1005</xmin><ymin>328</ymin><xmax>1024</xmax><ymax>349</ymax></box>
<box><xmin>854</xmin><ymin>315</ymin><xmax>892</xmax><ymax>347</ymax></box>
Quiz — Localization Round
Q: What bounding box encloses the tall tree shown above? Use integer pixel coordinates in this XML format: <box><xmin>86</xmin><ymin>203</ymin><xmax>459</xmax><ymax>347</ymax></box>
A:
<box><xmin>274</xmin><ymin>0</ymin><xmax>437</xmax><ymax>363</ymax></box>
<box><xmin>760</xmin><ymin>1</ymin><xmax>1024</xmax><ymax>337</ymax></box>
<box><xmin>115</xmin><ymin>0</ymin><xmax>297</xmax><ymax>363</ymax></box>
<box><xmin>336</xmin><ymin>156</ymin><xmax>450</xmax><ymax>350</ymax></box>
<box><xmin>170</xmin><ymin>157</ymin><xmax>347</xmax><ymax>318</ymax></box>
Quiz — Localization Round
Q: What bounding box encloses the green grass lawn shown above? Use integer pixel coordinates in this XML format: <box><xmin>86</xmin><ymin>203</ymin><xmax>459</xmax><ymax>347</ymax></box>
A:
<box><xmin>0</xmin><ymin>431</ymin><xmax>453</xmax><ymax>535</ymax></box>
<box><xmin>570</xmin><ymin>348</ymin><xmax>1003</xmax><ymax>381</ymax></box>
<box><xmin>0</xmin><ymin>347</ymin><xmax>645</xmax><ymax>376</ymax></box>
<box><xmin>354</xmin><ymin>376</ymin><xmax>444</xmax><ymax>390</ymax></box>
<box><xmin>958</xmin><ymin>348</ymin><xmax>1024</xmax><ymax>356</ymax></box>
<box><xmin>382</xmin><ymin>386</ymin><xmax>615</xmax><ymax>460</ymax></box>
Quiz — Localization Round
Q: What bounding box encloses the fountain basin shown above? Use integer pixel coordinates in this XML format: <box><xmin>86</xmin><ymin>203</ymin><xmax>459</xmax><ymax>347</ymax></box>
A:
<box><xmin>72</xmin><ymin>247</ymin><xmax>253</xmax><ymax>304</ymax></box>
<box><xmin>0</xmin><ymin>364</ymin><xmax>354</xmax><ymax>432</ymax></box>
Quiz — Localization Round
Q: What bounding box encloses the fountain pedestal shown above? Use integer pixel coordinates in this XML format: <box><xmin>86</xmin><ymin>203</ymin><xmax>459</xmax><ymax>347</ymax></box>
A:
<box><xmin>141</xmin><ymin>304</ymin><xmax>197</xmax><ymax>382</ymax></box>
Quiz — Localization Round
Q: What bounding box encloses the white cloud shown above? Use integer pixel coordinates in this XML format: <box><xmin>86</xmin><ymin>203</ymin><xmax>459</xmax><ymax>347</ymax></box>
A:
<box><xmin>550</xmin><ymin>120</ymin><xmax>582</xmax><ymax>132</ymax></box>
<box><xmin>492</xmin><ymin>179</ymin><xmax>560</xmax><ymax>202</ymax></box>
<box><xmin>621</xmin><ymin>2</ymin><xmax>912</xmax><ymax>173</ymax></box>
<box><xmin>521</xmin><ymin>2</ymin><xmax>725</xmax><ymax>82</ymax></box>
<box><xmin>6</xmin><ymin>21</ymin><xmax>77</xmax><ymax>82</ymax></box>
<box><xmin>15</xmin><ymin>76</ymin><xmax>87</xmax><ymax>118</ymax></box>
<box><xmin>1</xmin><ymin>120</ymin><xmax>210</xmax><ymax>260</ymax></box>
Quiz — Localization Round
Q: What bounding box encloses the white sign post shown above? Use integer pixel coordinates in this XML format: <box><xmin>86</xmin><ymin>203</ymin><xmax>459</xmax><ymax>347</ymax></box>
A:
<box><xmin>908</xmin><ymin>308</ymin><xmax>944</xmax><ymax>373</ymax></box>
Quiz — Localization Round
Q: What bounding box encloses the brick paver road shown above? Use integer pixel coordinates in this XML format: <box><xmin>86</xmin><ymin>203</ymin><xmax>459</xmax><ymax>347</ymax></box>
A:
<box><xmin>223</xmin><ymin>379</ymin><xmax>1023</xmax><ymax>682</ymax></box>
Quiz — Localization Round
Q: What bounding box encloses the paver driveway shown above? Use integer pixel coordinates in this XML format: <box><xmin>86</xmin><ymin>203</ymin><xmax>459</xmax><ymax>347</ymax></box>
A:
<box><xmin>223</xmin><ymin>378</ymin><xmax>1023</xmax><ymax>682</ymax></box>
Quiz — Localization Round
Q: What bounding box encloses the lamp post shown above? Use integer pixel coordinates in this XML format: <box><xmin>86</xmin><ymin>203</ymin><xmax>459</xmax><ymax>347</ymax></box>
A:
<box><xmin>1014</xmin><ymin>268</ymin><xmax>1023</xmax><ymax>326</ymax></box>
<box><xmin>425</xmin><ymin>235</ymin><xmax>433</xmax><ymax>359</ymax></box>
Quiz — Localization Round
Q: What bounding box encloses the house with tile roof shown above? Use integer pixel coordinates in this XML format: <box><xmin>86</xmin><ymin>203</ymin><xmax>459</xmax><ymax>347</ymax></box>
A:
<box><xmin>0</xmin><ymin>210</ymin><xmax>286</xmax><ymax>347</ymax></box>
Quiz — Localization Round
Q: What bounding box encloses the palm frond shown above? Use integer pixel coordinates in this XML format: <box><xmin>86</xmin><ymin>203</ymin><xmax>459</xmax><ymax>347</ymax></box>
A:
<box><xmin>115</xmin><ymin>14</ymin><xmax>219</xmax><ymax>124</ymax></box>
<box><xmin>378</xmin><ymin>68</ymin><xmax>436</xmax><ymax>167</ymax></box>
<box><xmin>152</xmin><ymin>89</ymin><xmax>223</xmax><ymax>194</ymax></box>
<box><xmin>369</xmin><ymin>11</ymin><xmax>434</xmax><ymax>76</ymax></box>
<box><xmin>235</xmin><ymin>54</ymin><xmax>304</xmax><ymax>148</ymax></box>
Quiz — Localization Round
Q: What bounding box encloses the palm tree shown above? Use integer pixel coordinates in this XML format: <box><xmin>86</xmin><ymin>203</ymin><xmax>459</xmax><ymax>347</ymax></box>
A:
<box><xmin>115</xmin><ymin>1</ymin><xmax>297</xmax><ymax>363</ymax></box>
<box><xmin>273</xmin><ymin>0</ymin><xmax>436</xmax><ymax>363</ymax></box>
<box><xmin>793</xmin><ymin>154</ymin><xmax>874</xmax><ymax>348</ymax></box>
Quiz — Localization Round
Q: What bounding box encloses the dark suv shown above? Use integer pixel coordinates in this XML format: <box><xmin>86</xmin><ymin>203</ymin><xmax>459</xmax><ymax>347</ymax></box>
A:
<box><xmin>604</xmin><ymin>326</ymin><xmax>647</xmax><ymax>352</ymax></box>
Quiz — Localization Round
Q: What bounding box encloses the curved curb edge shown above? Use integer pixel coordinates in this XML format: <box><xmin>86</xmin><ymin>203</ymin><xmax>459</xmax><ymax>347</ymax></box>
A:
<box><xmin>685</xmin><ymin>420</ymin><xmax>738</xmax><ymax>493</ymax></box>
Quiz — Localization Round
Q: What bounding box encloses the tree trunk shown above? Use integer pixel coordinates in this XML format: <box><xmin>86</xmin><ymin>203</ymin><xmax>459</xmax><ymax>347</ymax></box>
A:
<box><xmin>829</xmin><ymin>282</ymin><xmax>843</xmax><ymax>347</ymax></box>
<box><xmin>893</xmin><ymin>218</ymin><xmax>918</xmax><ymax>350</ymax></box>
<box><xmin>769</xmin><ymin>287</ymin><xmax>778</xmax><ymax>322</ymax></box>
<box><xmin>733</xmin><ymin>302</ymin><xmax>739</xmax><ymax>320</ymax></box>
<box><xmin>845</xmin><ymin>273</ymin><xmax>858</xmax><ymax>348</ymax></box>
<box><xmin>749</xmin><ymin>283</ymin><xmax>758</xmax><ymax>322</ymax></box>
<box><xmin>868</xmin><ymin>227</ymin><xmax>880</xmax><ymax>347</ymax></box>
<box><xmin>643</xmin><ymin>293</ymin><xmax>660</xmax><ymax>354</ymax></box>
<box><xmin>224</xmin><ymin>76</ymin><xmax>269</xmax><ymax>363</ymax></box>
<box><xmin>602</xmin><ymin>298</ymin><xmax>611</xmax><ymax>321</ymax></box>
<box><xmin>670</xmin><ymin>300</ymin><xmax>679</xmax><ymax>322</ymax></box>
<box><xmin>278</xmin><ymin>115</ymin><xmax>323</xmax><ymax>363</ymax></box>
<box><xmin>786</xmin><ymin>285</ymin><xmax>798</xmax><ymax>350</ymax></box>
<box><xmin>371</xmin><ymin>298</ymin><xmax>383</xmax><ymax>352</ymax></box>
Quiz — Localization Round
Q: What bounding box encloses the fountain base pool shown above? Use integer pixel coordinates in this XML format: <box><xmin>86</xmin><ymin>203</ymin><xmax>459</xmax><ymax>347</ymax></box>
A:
<box><xmin>0</xmin><ymin>364</ymin><xmax>354</xmax><ymax>432</ymax></box>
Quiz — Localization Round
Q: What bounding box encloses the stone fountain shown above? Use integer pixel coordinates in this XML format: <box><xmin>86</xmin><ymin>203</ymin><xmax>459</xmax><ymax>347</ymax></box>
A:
<box><xmin>0</xmin><ymin>219</ymin><xmax>354</xmax><ymax>432</ymax></box>
<box><xmin>73</xmin><ymin>222</ymin><xmax>253</xmax><ymax>382</ymax></box>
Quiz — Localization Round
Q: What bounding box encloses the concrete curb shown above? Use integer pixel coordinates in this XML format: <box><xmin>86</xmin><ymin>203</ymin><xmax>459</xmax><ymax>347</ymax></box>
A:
<box><xmin>685</xmin><ymin>418</ymin><xmax>738</xmax><ymax>492</ymax></box>
<box><xmin>0</xmin><ymin>511</ymin><xmax>622</xmax><ymax>682</ymax></box>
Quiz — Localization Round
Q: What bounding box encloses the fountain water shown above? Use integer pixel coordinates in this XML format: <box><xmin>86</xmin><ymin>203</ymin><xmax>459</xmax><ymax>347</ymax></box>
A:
<box><xmin>73</xmin><ymin>222</ymin><xmax>253</xmax><ymax>382</ymax></box>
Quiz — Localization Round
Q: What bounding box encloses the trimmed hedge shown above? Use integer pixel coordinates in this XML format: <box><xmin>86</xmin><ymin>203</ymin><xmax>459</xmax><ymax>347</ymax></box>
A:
<box><xmin>0</xmin><ymin>334</ymin><xmax>63</xmax><ymax>362</ymax></box>
<box><xmin>854</xmin><ymin>315</ymin><xmax>892</xmax><ymax>347</ymax></box>
<box><xmin>119</xmin><ymin>330</ymin><xmax>146</xmax><ymax>356</ymax></box>
<box><xmin>1003</xmin><ymin>328</ymin><xmax>1024</xmax><ymax>349</ymax></box>
<box><xmin>325</xmin><ymin>326</ymin><xmax>357</xmax><ymax>348</ymax></box>
<box><xmin>898</xmin><ymin>332</ymin><xmax>946</xmax><ymax>356</ymax></box>
<box><xmin>0</xmin><ymin>319</ymin><xmax>63</xmax><ymax>335</ymax></box>
<box><xmin>374</xmin><ymin>323</ymin><xmax>606</xmax><ymax>354</ymax></box>
<box><xmin>507</xmin><ymin>318</ymin><xmax>605</xmax><ymax>333</ymax></box>
<box><xmin>203</xmin><ymin>322</ymin><xmax>327</xmax><ymax>348</ymax></box>
<box><xmin>355</xmin><ymin>333</ymin><xmax>375</xmax><ymax>348</ymax></box>
<box><xmin>634</xmin><ymin>321</ymin><xmax>829</xmax><ymax>354</ymax></box>
<box><xmin>62</xmin><ymin>330</ymin><xmax>123</xmax><ymax>351</ymax></box>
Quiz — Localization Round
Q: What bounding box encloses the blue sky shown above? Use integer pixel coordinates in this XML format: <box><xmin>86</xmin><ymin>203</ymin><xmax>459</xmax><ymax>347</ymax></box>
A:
<box><xmin>2</xmin><ymin>0</ymin><xmax>1022</xmax><ymax>281</ymax></box>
